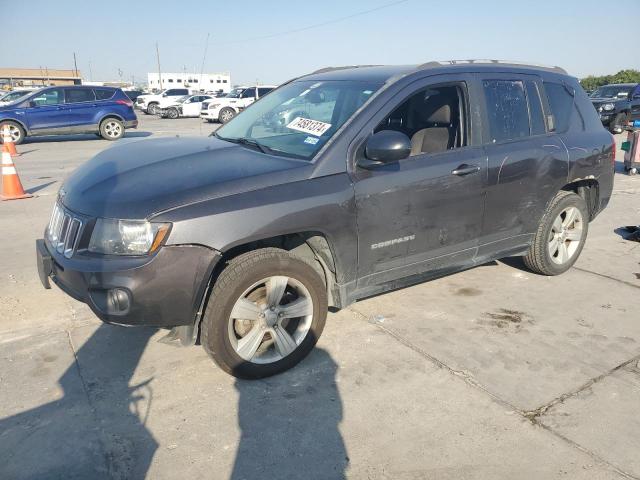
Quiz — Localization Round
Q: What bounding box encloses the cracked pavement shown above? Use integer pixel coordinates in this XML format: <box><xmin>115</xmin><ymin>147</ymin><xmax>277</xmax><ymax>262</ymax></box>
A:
<box><xmin>0</xmin><ymin>116</ymin><xmax>638</xmax><ymax>479</ymax></box>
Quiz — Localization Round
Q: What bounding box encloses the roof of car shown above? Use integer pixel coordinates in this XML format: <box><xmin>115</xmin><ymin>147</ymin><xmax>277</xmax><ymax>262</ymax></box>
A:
<box><xmin>299</xmin><ymin>60</ymin><xmax>572</xmax><ymax>83</ymax></box>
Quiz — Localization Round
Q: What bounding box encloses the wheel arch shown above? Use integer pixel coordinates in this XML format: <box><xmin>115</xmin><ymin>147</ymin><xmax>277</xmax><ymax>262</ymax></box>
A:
<box><xmin>99</xmin><ymin>113</ymin><xmax>125</xmax><ymax>124</ymax></box>
<box><xmin>561</xmin><ymin>178</ymin><xmax>600</xmax><ymax>220</ymax></box>
<box><xmin>186</xmin><ymin>231</ymin><xmax>341</xmax><ymax>347</ymax></box>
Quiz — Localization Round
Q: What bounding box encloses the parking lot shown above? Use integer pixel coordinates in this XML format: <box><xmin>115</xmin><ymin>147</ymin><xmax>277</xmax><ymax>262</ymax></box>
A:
<box><xmin>1</xmin><ymin>113</ymin><xmax>639</xmax><ymax>479</ymax></box>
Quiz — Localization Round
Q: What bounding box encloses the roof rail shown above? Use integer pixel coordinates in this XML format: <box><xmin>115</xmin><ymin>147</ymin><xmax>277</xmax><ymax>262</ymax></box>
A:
<box><xmin>310</xmin><ymin>65</ymin><xmax>382</xmax><ymax>75</ymax></box>
<box><xmin>418</xmin><ymin>59</ymin><xmax>567</xmax><ymax>74</ymax></box>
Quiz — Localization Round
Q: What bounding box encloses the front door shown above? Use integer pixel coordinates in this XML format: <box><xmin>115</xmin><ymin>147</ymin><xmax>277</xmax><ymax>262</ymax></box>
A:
<box><xmin>25</xmin><ymin>88</ymin><xmax>68</xmax><ymax>132</ymax></box>
<box><xmin>352</xmin><ymin>75</ymin><xmax>487</xmax><ymax>289</ymax></box>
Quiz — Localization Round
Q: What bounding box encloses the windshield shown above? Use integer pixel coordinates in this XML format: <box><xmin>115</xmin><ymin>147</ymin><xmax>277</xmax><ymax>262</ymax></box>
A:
<box><xmin>215</xmin><ymin>80</ymin><xmax>381</xmax><ymax>160</ymax></box>
<box><xmin>1</xmin><ymin>91</ymin><xmax>29</xmax><ymax>102</ymax></box>
<box><xmin>590</xmin><ymin>85</ymin><xmax>633</xmax><ymax>98</ymax></box>
<box><xmin>175</xmin><ymin>95</ymin><xmax>190</xmax><ymax>103</ymax></box>
<box><xmin>225</xmin><ymin>88</ymin><xmax>245</xmax><ymax>98</ymax></box>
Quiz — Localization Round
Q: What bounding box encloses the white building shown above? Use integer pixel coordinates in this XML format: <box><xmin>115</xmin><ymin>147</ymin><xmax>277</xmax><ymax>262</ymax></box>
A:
<box><xmin>147</xmin><ymin>72</ymin><xmax>231</xmax><ymax>93</ymax></box>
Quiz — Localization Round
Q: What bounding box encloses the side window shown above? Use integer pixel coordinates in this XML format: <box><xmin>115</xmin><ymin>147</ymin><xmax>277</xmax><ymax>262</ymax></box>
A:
<box><xmin>544</xmin><ymin>82</ymin><xmax>574</xmax><ymax>133</ymax></box>
<box><xmin>258</xmin><ymin>87</ymin><xmax>273</xmax><ymax>97</ymax></box>
<box><xmin>525</xmin><ymin>81</ymin><xmax>546</xmax><ymax>135</ymax></box>
<box><xmin>374</xmin><ymin>83</ymin><xmax>467</xmax><ymax>156</ymax></box>
<box><xmin>242</xmin><ymin>88</ymin><xmax>256</xmax><ymax>98</ymax></box>
<box><xmin>65</xmin><ymin>88</ymin><xmax>95</xmax><ymax>103</ymax></box>
<box><xmin>94</xmin><ymin>88</ymin><xmax>115</xmax><ymax>100</ymax></box>
<box><xmin>482</xmin><ymin>80</ymin><xmax>530</xmax><ymax>143</ymax></box>
<box><xmin>32</xmin><ymin>88</ymin><xmax>64</xmax><ymax>106</ymax></box>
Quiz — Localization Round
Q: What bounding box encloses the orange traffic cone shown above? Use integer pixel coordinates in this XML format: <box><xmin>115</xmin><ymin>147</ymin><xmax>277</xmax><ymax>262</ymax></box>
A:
<box><xmin>1</xmin><ymin>147</ymin><xmax>32</xmax><ymax>201</ymax></box>
<box><xmin>1</xmin><ymin>125</ymin><xmax>20</xmax><ymax>157</ymax></box>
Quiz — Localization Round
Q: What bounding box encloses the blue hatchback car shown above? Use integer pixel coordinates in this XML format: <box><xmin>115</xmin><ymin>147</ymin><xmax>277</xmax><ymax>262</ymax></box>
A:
<box><xmin>0</xmin><ymin>86</ymin><xmax>138</xmax><ymax>144</ymax></box>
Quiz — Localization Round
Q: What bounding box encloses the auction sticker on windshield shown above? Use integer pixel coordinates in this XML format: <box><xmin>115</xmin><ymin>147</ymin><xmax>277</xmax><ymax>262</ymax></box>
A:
<box><xmin>286</xmin><ymin>117</ymin><xmax>332</xmax><ymax>136</ymax></box>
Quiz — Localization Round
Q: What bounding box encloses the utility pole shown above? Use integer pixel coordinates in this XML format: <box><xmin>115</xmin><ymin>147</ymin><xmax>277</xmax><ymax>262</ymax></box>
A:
<box><xmin>155</xmin><ymin>42</ymin><xmax>163</xmax><ymax>90</ymax></box>
<box><xmin>199</xmin><ymin>32</ymin><xmax>210</xmax><ymax>87</ymax></box>
<box><xmin>73</xmin><ymin>52</ymin><xmax>79</xmax><ymax>80</ymax></box>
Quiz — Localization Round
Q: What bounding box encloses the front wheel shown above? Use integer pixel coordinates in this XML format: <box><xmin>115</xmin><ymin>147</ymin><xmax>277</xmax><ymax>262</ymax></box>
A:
<box><xmin>201</xmin><ymin>248</ymin><xmax>327</xmax><ymax>379</ymax></box>
<box><xmin>0</xmin><ymin>121</ymin><xmax>25</xmax><ymax>145</ymax></box>
<box><xmin>610</xmin><ymin>112</ymin><xmax>628</xmax><ymax>134</ymax></box>
<box><xmin>524</xmin><ymin>191</ymin><xmax>588</xmax><ymax>276</ymax></box>
<box><xmin>146</xmin><ymin>103</ymin><xmax>159</xmax><ymax>115</ymax></box>
<box><xmin>218</xmin><ymin>107</ymin><xmax>236</xmax><ymax>124</ymax></box>
<box><xmin>166</xmin><ymin>107</ymin><xmax>179</xmax><ymax>119</ymax></box>
<box><xmin>99</xmin><ymin>118</ymin><xmax>124</xmax><ymax>141</ymax></box>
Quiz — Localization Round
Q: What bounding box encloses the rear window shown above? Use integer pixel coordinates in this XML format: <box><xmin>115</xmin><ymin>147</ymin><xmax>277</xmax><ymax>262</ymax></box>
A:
<box><xmin>544</xmin><ymin>82</ymin><xmax>574</xmax><ymax>133</ymax></box>
<box><xmin>94</xmin><ymin>88</ymin><xmax>115</xmax><ymax>100</ymax></box>
<box><xmin>166</xmin><ymin>89</ymin><xmax>188</xmax><ymax>95</ymax></box>
<box><xmin>483</xmin><ymin>80</ymin><xmax>530</xmax><ymax>143</ymax></box>
<box><xmin>258</xmin><ymin>87</ymin><xmax>273</xmax><ymax>97</ymax></box>
<box><xmin>65</xmin><ymin>88</ymin><xmax>95</xmax><ymax>103</ymax></box>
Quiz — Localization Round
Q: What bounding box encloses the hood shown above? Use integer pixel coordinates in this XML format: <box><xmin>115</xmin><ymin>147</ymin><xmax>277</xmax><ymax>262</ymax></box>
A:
<box><xmin>590</xmin><ymin>97</ymin><xmax>626</xmax><ymax>105</ymax></box>
<box><xmin>60</xmin><ymin>136</ymin><xmax>311</xmax><ymax>219</ymax></box>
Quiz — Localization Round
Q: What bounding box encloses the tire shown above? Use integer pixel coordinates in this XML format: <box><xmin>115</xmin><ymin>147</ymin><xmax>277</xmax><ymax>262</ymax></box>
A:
<box><xmin>205</xmin><ymin>119</ymin><xmax>213</xmax><ymax>123</ymax></box>
<box><xmin>0</xmin><ymin>120</ymin><xmax>25</xmax><ymax>145</ymax></box>
<box><xmin>201</xmin><ymin>248</ymin><xmax>328</xmax><ymax>379</ymax></box>
<box><xmin>609</xmin><ymin>112</ymin><xmax>628</xmax><ymax>134</ymax></box>
<box><xmin>524</xmin><ymin>191</ymin><xmax>589</xmax><ymax>276</ymax></box>
<box><xmin>99</xmin><ymin>118</ymin><xmax>125</xmax><ymax>141</ymax></box>
<box><xmin>166</xmin><ymin>107</ymin><xmax>179</xmax><ymax>119</ymax></box>
<box><xmin>218</xmin><ymin>107</ymin><xmax>236</xmax><ymax>124</ymax></box>
<box><xmin>146</xmin><ymin>103</ymin><xmax>159</xmax><ymax>115</ymax></box>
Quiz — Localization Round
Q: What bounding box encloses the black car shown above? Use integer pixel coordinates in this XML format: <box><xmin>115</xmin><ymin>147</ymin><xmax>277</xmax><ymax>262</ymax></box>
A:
<box><xmin>589</xmin><ymin>83</ymin><xmax>640</xmax><ymax>133</ymax></box>
<box><xmin>37</xmin><ymin>61</ymin><xmax>615</xmax><ymax>378</ymax></box>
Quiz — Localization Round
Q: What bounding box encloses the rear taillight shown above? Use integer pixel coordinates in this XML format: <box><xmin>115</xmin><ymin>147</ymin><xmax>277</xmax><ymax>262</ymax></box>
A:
<box><xmin>116</xmin><ymin>99</ymin><xmax>133</xmax><ymax>107</ymax></box>
<box><xmin>611</xmin><ymin>134</ymin><xmax>616</xmax><ymax>166</ymax></box>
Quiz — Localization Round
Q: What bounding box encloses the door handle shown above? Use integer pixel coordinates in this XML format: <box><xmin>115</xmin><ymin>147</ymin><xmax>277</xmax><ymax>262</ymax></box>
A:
<box><xmin>451</xmin><ymin>164</ymin><xmax>480</xmax><ymax>176</ymax></box>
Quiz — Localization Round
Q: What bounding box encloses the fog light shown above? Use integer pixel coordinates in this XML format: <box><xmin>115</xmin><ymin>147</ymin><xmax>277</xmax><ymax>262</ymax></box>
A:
<box><xmin>107</xmin><ymin>288</ymin><xmax>130</xmax><ymax>314</ymax></box>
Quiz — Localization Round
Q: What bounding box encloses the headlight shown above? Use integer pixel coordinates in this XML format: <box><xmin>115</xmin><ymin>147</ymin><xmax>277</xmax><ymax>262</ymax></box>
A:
<box><xmin>602</xmin><ymin>103</ymin><xmax>615</xmax><ymax>111</ymax></box>
<box><xmin>208</xmin><ymin>103</ymin><xmax>220</xmax><ymax>109</ymax></box>
<box><xmin>88</xmin><ymin>219</ymin><xmax>170</xmax><ymax>255</ymax></box>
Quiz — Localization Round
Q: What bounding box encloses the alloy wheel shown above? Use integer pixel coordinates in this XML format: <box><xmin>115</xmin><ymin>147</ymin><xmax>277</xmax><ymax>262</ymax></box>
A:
<box><xmin>547</xmin><ymin>206</ymin><xmax>583</xmax><ymax>265</ymax></box>
<box><xmin>228</xmin><ymin>276</ymin><xmax>314</xmax><ymax>364</ymax></box>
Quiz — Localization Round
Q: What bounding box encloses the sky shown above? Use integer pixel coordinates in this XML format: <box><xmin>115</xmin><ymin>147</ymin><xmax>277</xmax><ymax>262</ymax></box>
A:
<box><xmin>4</xmin><ymin>0</ymin><xmax>638</xmax><ymax>86</ymax></box>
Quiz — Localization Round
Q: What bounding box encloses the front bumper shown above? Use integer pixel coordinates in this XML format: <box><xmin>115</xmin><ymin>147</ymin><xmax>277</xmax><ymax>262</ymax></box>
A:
<box><xmin>200</xmin><ymin>109</ymin><xmax>220</xmax><ymax>120</ymax></box>
<box><xmin>36</xmin><ymin>238</ymin><xmax>220</xmax><ymax>327</ymax></box>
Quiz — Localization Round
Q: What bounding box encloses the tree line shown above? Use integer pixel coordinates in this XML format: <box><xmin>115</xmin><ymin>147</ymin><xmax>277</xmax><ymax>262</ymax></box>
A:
<box><xmin>580</xmin><ymin>69</ymin><xmax>640</xmax><ymax>92</ymax></box>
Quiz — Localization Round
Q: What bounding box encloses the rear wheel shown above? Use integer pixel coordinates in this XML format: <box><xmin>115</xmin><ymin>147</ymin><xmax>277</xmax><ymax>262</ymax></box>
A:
<box><xmin>524</xmin><ymin>191</ymin><xmax>588</xmax><ymax>276</ymax></box>
<box><xmin>201</xmin><ymin>248</ymin><xmax>327</xmax><ymax>379</ymax></box>
<box><xmin>99</xmin><ymin>118</ymin><xmax>124</xmax><ymax>141</ymax></box>
<box><xmin>0</xmin><ymin>121</ymin><xmax>25</xmax><ymax>145</ymax></box>
<box><xmin>218</xmin><ymin>107</ymin><xmax>236</xmax><ymax>124</ymax></box>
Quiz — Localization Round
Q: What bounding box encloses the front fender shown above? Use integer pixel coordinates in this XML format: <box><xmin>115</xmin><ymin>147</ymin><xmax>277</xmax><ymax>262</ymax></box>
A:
<box><xmin>154</xmin><ymin>174</ymin><xmax>358</xmax><ymax>285</ymax></box>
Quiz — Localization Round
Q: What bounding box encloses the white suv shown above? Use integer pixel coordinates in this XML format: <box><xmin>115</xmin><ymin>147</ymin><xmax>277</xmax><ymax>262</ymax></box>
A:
<box><xmin>136</xmin><ymin>88</ymin><xmax>190</xmax><ymax>114</ymax></box>
<box><xmin>200</xmin><ymin>86</ymin><xmax>276</xmax><ymax>123</ymax></box>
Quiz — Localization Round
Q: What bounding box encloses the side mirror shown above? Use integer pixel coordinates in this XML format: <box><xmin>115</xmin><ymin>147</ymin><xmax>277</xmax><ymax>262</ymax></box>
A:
<box><xmin>162</xmin><ymin>93</ymin><xmax>167</xmax><ymax>97</ymax></box>
<box><xmin>364</xmin><ymin>130</ymin><xmax>411</xmax><ymax>165</ymax></box>
<box><xmin>29</xmin><ymin>100</ymin><xmax>38</xmax><ymax>107</ymax></box>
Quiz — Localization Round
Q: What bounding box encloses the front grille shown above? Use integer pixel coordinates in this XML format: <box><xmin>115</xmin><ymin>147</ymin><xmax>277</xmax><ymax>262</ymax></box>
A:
<box><xmin>46</xmin><ymin>203</ymin><xmax>84</xmax><ymax>258</ymax></box>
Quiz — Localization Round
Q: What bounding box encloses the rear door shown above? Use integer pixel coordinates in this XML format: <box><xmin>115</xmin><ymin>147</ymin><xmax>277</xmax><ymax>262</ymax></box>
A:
<box><xmin>631</xmin><ymin>84</ymin><xmax>640</xmax><ymax>121</ymax></box>
<box><xmin>63</xmin><ymin>88</ymin><xmax>97</xmax><ymax>130</ymax></box>
<box><xmin>477</xmin><ymin>74</ymin><xmax>567</xmax><ymax>256</ymax></box>
<box><xmin>24</xmin><ymin>88</ymin><xmax>68</xmax><ymax>132</ymax></box>
<box><xmin>182</xmin><ymin>96</ymin><xmax>208</xmax><ymax>116</ymax></box>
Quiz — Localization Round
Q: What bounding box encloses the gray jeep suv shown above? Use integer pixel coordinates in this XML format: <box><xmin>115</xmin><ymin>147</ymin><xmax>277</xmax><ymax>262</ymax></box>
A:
<box><xmin>37</xmin><ymin>61</ymin><xmax>615</xmax><ymax>378</ymax></box>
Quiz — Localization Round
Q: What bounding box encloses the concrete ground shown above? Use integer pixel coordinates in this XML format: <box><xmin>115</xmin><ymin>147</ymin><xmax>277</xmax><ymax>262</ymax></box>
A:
<box><xmin>0</xmin><ymin>114</ymin><xmax>638</xmax><ymax>480</ymax></box>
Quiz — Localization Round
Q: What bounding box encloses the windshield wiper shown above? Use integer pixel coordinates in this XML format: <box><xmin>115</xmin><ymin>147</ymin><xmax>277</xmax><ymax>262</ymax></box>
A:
<box><xmin>214</xmin><ymin>133</ymin><xmax>269</xmax><ymax>154</ymax></box>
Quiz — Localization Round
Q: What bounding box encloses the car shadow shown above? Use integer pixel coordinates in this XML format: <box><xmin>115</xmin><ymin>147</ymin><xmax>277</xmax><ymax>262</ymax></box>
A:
<box><xmin>26</xmin><ymin>180</ymin><xmax>56</xmax><ymax>194</ymax></box>
<box><xmin>231</xmin><ymin>347</ymin><xmax>348</xmax><ymax>479</ymax></box>
<box><xmin>0</xmin><ymin>324</ymin><xmax>158</xmax><ymax>479</ymax></box>
<box><xmin>614</xmin><ymin>226</ymin><xmax>640</xmax><ymax>241</ymax></box>
<box><xmin>24</xmin><ymin>131</ymin><xmax>152</xmax><ymax>143</ymax></box>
